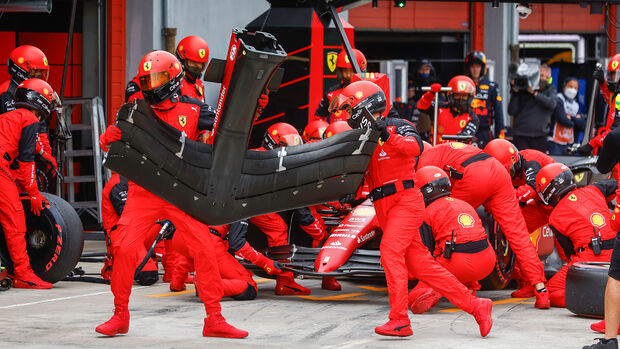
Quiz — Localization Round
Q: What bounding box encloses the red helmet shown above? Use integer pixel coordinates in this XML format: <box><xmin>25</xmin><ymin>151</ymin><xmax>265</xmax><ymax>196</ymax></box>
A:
<box><xmin>138</xmin><ymin>50</ymin><xmax>183</xmax><ymax>105</ymax></box>
<box><xmin>323</xmin><ymin>121</ymin><xmax>351</xmax><ymax>139</ymax></box>
<box><xmin>607</xmin><ymin>53</ymin><xmax>620</xmax><ymax>92</ymax></box>
<box><xmin>416</xmin><ymin>166</ymin><xmax>451</xmax><ymax>206</ymax></box>
<box><xmin>263</xmin><ymin>122</ymin><xmax>302</xmax><ymax>149</ymax></box>
<box><xmin>535</xmin><ymin>163</ymin><xmax>576</xmax><ymax>206</ymax></box>
<box><xmin>484</xmin><ymin>139</ymin><xmax>520</xmax><ymax>176</ymax></box>
<box><xmin>336</xmin><ymin>49</ymin><xmax>367</xmax><ymax>72</ymax></box>
<box><xmin>465</xmin><ymin>50</ymin><xmax>487</xmax><ymax>76</ymax></box>
<box><xmin>302</xmin><ymin>119</ymin><xmax>329</xmax><ymax>143</ymax></box>
<box><xmin>447</xmin><ymin>75</ymin><xmax>475</xmax><ymax>114</ymax></box>
<box><xmin>8</xmin><ymin>45</ymin><xmax>49</xmax><ymax>83</ymax></box>
<box><xmin>332</xmin><ymin>80</ymin><xmax>386</xmax><ymax>129</ymax></box>
<box><xmin>15</xmin><ymin>78</ymin><xmax>60</xmax><ymax>120</ymax></box>
<box><xmin>176</xmin><ymin>35</ymin><xmax>209</xmax><ymax>81</ymax></box>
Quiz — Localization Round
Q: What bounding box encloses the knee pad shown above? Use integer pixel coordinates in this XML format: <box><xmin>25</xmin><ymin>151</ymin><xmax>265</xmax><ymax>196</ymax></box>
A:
<box><xmin>231</xmin><ymin>282</ymin><xmax>258</xmax><ymax>300</ymax></box>
<box><xmin>135</xmin><ymin>270</ymin><xmax>159</xmax><ymax>286</ymax></box>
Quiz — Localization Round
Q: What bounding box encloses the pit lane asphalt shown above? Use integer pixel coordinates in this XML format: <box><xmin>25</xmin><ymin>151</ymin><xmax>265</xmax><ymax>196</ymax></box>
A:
<box><xmin>0</xmin><ymin>242</ymin><xmax>600</xmax><ymax>348</ymax></box>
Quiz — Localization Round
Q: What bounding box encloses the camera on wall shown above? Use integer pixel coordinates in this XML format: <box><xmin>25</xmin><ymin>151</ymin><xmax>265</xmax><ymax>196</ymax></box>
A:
<box><xmin>509</xmin><ymin>61</ymin><xmax>540</xmax><ymax>92</ymax></box>
<box><xmin>516</xmin><ymin>2</ymin><xmax>532</xmax><ymax>19</ymax></box>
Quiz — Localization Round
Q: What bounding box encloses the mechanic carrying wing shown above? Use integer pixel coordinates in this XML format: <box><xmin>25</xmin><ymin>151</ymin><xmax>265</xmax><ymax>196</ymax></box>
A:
<box><xmin>1</xmin><ymin>45</ymin><xmax>57</xmax><ymax>175</ymax></box>
<box><xmin>407</xmin><ymin>166</ymin><xmax>496</xmax><ymax>314</ymax></box>
<box><xmin>484</xmin><ymin>139</ymin><xmax>555</xmax><ymax>298</ymax></box>
<box><xmin>535</xmin><ymin>163</ymin><xmax>617</xmax><ymax>308</ymax></box>
<box><xmin>334</xmin><ymin>80</ymin><xmax>493</xmax><ymax>337</ymax></box>
<box><xmin>418</xmin><ymin>142</ymin><xmax>550</xmax><ymax>308</ymax></box>
<box><xmin>96</xmin><ymin>51</ymin><xmax>247</xmax><ymax>338</ymax></box>
<box><xmin>249</xmin><ymin>122</ymin><xmax>333</xmax><ymax>294</ymax></box>
<box><xmin>416</xmin><ymin>75</ymin><xmax>480</xmax><ymax>144</ymax></box>
<box><xmin>0</xmin><ymin>78</ymin><xmax>58</xmax><ymax>289</ymax></box>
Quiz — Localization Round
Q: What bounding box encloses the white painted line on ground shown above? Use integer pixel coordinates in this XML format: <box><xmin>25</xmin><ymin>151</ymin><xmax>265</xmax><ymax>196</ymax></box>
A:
<box><xmin>0</xmin><ymin>286</ymin><xmax>150</xmax><ymax>309</ymax></box>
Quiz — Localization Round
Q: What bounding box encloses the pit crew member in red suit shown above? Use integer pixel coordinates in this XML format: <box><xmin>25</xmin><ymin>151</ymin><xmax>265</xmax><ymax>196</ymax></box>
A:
<box><xmin>176</xmin><ymin>35</ymin><xmax>209</xmax><ymax>102</ymax></box>
<box><xmin>417</xmin><ymin>75</ymin><xmax>479</xmax><ymax>144</ymax></box>
<box><xmin>96</xmin><ymin>50</ymin><xmax>246</xmax><ymax>339</ymax></box>
<box><xmin>334</xmin><ymin>80</ymin><xmax>493</xmax><ymax>337</ymax></box>
<box><xmin>535</xmin><ymin>163</ymin><xmax>617</xmax><ymax>308</ymax></box>
<box><xmin>0</xmin><ymin>78</ymin><xmax>58</xmax><ymax>289</ymax></box>
<box><xmin>418</xmin><ymin>142</ymin><xmax>550</xmax><ymax>308</ymax></box>
<box><xmin>408</xmin><ymin>166</ymin><xmax>496</xmax><ymax>314</ymax></box>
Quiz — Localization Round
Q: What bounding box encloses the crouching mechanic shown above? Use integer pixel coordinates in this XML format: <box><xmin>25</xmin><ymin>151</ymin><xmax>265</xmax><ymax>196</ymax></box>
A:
<box><xmin>333</xmin><ymin>80</ymin><xmax>493</xmax><ymax>337</ymax></box>
<box><xmin>418</xmin><ymin>142</ymin><xmax>550</xmax><ymax>308</ymax></box>
<box><xmin>484</xmin><ymin>139</ymin><xmax>555</xmax><ymax>298</ymax></box>
<box><xmin>408</xmin><ymin>166</ymin><xmax>496</xmax><ymax>314</ymax></box>
<box><xmin>250</xmin><ymin>122</ymin><xmax>334</xmax><ymax>294</ymax></box>
<box><xmin>96</xmin><ymin>50</ymin><xmax>247</xmax><ymax>338</ymax></box>
<box><xmin>0</xmin><ymin>78</ymin><xmax>58</xmax><ymax>289</ymax></box>
<box><xmin>535</xmin><ymin>164</ymin><xmax>617</xmax><ymax>308</ymax></box>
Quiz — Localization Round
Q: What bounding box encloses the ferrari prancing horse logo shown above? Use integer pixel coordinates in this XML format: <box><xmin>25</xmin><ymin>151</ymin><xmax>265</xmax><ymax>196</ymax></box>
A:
<box><xmin>327</xmin><ymin>52</ymin><xmax>338</xmax><ymax>73</ymax></box>
<box><xmin>179</xmin><ymin>116</ymin><xmax>187</xmax><ymax>127</ymax></box>
<box><xmin>143</xmin><ymin>61</ymin><xmax>152</xmax><ymax>72</ymax></box>
<box><xmin>199</xmin><ymin>49</ymin><xmax>206</xmax><ymax>59</ymax></box>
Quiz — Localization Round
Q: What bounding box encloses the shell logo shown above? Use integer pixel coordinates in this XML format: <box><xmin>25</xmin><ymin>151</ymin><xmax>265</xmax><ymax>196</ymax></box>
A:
<box><xmin>457</xmin><ymin>213</ymin><xmax>475</xmax><ymax>228</ymax></box>
<box><xmin>174</xmin><ymin>62</ymin><xmax>180</xmax><ymax>70</ymax></box>
<box><xmin>613</xmin><ymin>61</ymin><xmax>619</xmax><ymax>70</ymax></box>
<box><xmin>459</xmin><ymin>120</ymin><xmax>466</xmax><ymax>128</ymax></box>
<box><xmin>568</xmin><ymin>194</ymin><xmax>577</xmax><ymax>202</ymax></box>
<box><xmin>179</xmin><ymin>45</ymin><xmax>184</xmax><ymax>52</ymax></box>
<box><xmin>199</xmin><ymin>49</ymin><xmax>206</xmax><ymax>59</ymax></box>
<box><xmin>143</xmin><ymin>61</ymin><xmax>152</xmax><ymax>72</ymax></box>
<box><xmin>43</xmin><ymin>88</ymin><xmax>49</xmax><ymax>96</ymax></box>
<box><xmin>449</xmin><ymin>142</ymin><xmax>467</xmax><ymax>149</ymax></box>
<box><xmin>508</xmin><ymin>147</ymin><xmax>515</xmax><ymax>154</ymax></box>
<box><xmin>355</xmin><ymin>91</ymin><xmax>364</xmax><ymax>99</ymax></box>
<box><xmin>590</xmin><ymin>213</ymin><xmax>606</xmax><ymax>228</ymax></box>
<box><xmin>18</xmin><ymin>57</ymin><xmax>24</xmax><ymax>64</ymax></box>
<box><xmin>540</xmin><ymin>177</ymin><xmax>547</xmax><ymax>185</ymax></box>
<box><xmin>271</xmin><ymin>130</ymin><xmax>278</xmax><ymax>136</ymax></box>
<box><xmin>325</xmin><ymin>131</ymin><xmax>333</xmax><ymax>138</ymax></box>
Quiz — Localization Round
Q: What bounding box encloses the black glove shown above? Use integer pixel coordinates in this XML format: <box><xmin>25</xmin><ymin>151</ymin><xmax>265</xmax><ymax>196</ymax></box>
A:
<box><xmin>576</xmin><ymin>143</ymin><xmax>593</xmax><ymax>156</ymax></box>
<box><xmin>339</xmin><ymin>193</ymin><xmax>356</xmax><ymax>206</ymax></box>
<box><xmin>593</xmin><ymin>66</ymin><xmax>605</xmax><ymax>86</ymax></box>
<box><xmin>375</xmin><ymin>119</ymin><xmax>390</xmax><ymax>142</ymax></box>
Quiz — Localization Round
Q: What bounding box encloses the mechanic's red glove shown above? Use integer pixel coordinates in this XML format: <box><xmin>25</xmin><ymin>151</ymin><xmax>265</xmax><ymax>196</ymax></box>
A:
<box><xmin>39</xmin><ymin>151</ymin><xmax>58</xmax><ymax>174</ymax></box>
<box><xmin>257</xmin><ymin>91</ymin><xmax>269</xmax><ymax>113</ymax></box>
<box><xmin>99</xmin><ymin>125</ymin><xmax>122</xmax><ymax>151</ymax></box>
<box><xmin>236</xmin><ymin>241</ymin><xmax>284</xmax><ymax>275</ymax></box>
<box><xmin>28</xmin><ymin>190</ymin><xmax>48</xmax><ymax>216</ymax></box>
<box><xmin>430</xmin><ymin>83</ymin><xmax>442</xmax><ymax>93</ymax></box>
<box><xmin>516</xmin><ymin>185</ymin><xmax>536</xmax><ymax>204</ymax></box>
<box><xmin>590</xmin><ymin>128</ymin><xmax>610</xmax><ymax>149</ymax></box>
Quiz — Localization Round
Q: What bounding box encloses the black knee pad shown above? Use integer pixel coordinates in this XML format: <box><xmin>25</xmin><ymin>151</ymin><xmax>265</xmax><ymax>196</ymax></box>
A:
<box><xmin>135</xmin><ymin>270</ymin><xmax>159</xmax><ymax>286</ymax></box>
<box><xmin>231</xmin><ymin>283</ymin><xmax>258</xmax><ymax>300</ymax></box>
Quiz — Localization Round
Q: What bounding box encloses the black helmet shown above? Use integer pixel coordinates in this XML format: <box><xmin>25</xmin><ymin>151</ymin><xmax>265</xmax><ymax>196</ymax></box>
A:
<box><xmin>416</xmin><ymin>166</ymin><xmax>452</xmax><ymax>206</ymax></box>
<box><xmin>535</xmin><ymin>163</ymin><xmax>576</xmax><ymax>206</ymax></box>
<box><xmin>465</xmin><ymin>50</ymin><xmax>487</xmax><ymax>76</ymax></box>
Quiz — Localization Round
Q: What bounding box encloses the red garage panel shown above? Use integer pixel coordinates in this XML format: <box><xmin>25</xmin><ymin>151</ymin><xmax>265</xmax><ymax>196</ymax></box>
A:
<box><xmin>349</xmin><ymin>1</ymin><xmax>470</xmax><ymax>32</ymax></box>
<box><xmin>520</xmin><ymin>4</ymin><xmax>605</xmax><ymax>33</ymax></box>
<box><xmin>0</xmin><ymin>32</ymin><xmax>16</xmax><ymax>83</ymax></box>
<box><xmin>107</xmin><ymin>0</ymin><xmax>126</xmax><ymax>124</ymax></box>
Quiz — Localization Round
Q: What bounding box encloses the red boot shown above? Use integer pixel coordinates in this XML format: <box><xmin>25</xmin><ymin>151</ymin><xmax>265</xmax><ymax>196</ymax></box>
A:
<box><xmin>169</xmin><ymin>273</ymin><xmax>187</xmax><ymax>292</ymax></box>
<box><xmin>374</xmin><ymin>319</ymin><xmax>413</xmax><ymax>337</ymax></box>
<box><xmin>534</xmin><ymin>288</ymin><xmax>551</xmax><ymax>309</ymax></box>
<box><xmin>95</xmin><ymin>308</ymin><xmax>130</xmax><ymax>336</ymax></box>
<box><xmin>275</xmin><ymin>274</ymin><xmax>310</xmax><ymax>295</ymax></box>
<box><xmin>203</xmin><ymin>313</ymin><xmax>248</xmax><ymax>338</ymax></box>
<box><xmin>410</xmin><ymin>288</ymin><xmax>441</xmax><ymax>314</ymax></box>
<box><xmin>590</xmin><ymin>320</ymin><xmax>620</xmax><ymax>333</ymax></box>
<box><xmin>511</xmin><ymin>284</ymin><xmax>535</xmax><ymax>298</ymax></box>
<box><xmin>471</xmin><ymin>297</ymin><xmax>493</xmax><ymax>337</ymax></box>
<box><xmin>321</xmin><ymin>276</ymin><xmax>341</xmax><ymax>291</ymax></box>
<box><xmin>12</xmin><ymin>270</ymin><xmax>52</xmax><ymax>289</ymax></box>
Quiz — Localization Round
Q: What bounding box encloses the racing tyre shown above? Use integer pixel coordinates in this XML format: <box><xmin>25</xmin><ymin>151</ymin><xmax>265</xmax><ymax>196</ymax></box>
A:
<box><xmin>565</xmin><ymin>262</ymin><xmax>608</xmax><ymax>318</ymax></box>
<box><xmin>0</xmin><ymin>193</ymin><xmax>84</xmax><ymax>283</ymax></box>
<box><xmin>478</xmin><ymin>208</ymin><xmax>515</xmax><ymax>290</ymax></box>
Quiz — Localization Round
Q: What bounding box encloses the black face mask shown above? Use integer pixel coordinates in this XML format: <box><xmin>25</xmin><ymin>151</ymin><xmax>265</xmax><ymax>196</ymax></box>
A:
<box><xmin>451</xmin><ymin>99</ymin><xmax>470</xmax><ymax>114</ymax></box>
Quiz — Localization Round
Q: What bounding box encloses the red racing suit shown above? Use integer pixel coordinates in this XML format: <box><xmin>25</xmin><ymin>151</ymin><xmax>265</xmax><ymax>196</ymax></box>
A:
<box><xmin>511</xmin><ymin>149</ymin><xmax>555</xmax><ymax>233</ymax></box>
<box><xmin>418</xmin><ymin>142</ymin><xmax>547</xmax><ymax>287</ymax></box>
<box><xmin>179</xmin><ymin>75</ymin><xmax>206</xmax><ymax>103</ymax></box>
<box><xmin>413</xmin><ymin>196</ymin><xmax>496</xmax><ymax>293</ymax></box>
<box><xmin>546</xmin><ymin>180</ymin><xmax>618</xmax><ymax>307</ymax></box>
<box><xmin>0</xmin><ymin>108</ymin><xmax>43</xmax><ymax>278</ymax></box>
<box><xmin>367</xmin><ymin>118</ymin><xmax>476</xmax><ymax>321</ymax></box>
<box><xmin>124</xmin><ymin>75</ymin><xmax>142</xmax><ymax>103</ymax></box>
<box><xmin>107</xmin><ymin>95</ymin><xmax>222</xmax><ymax>314</ymax></box>
<box><xmin>417</xmin><ymin>92</ymin><xmax>479</xmax><ymax>144</ymax></box>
